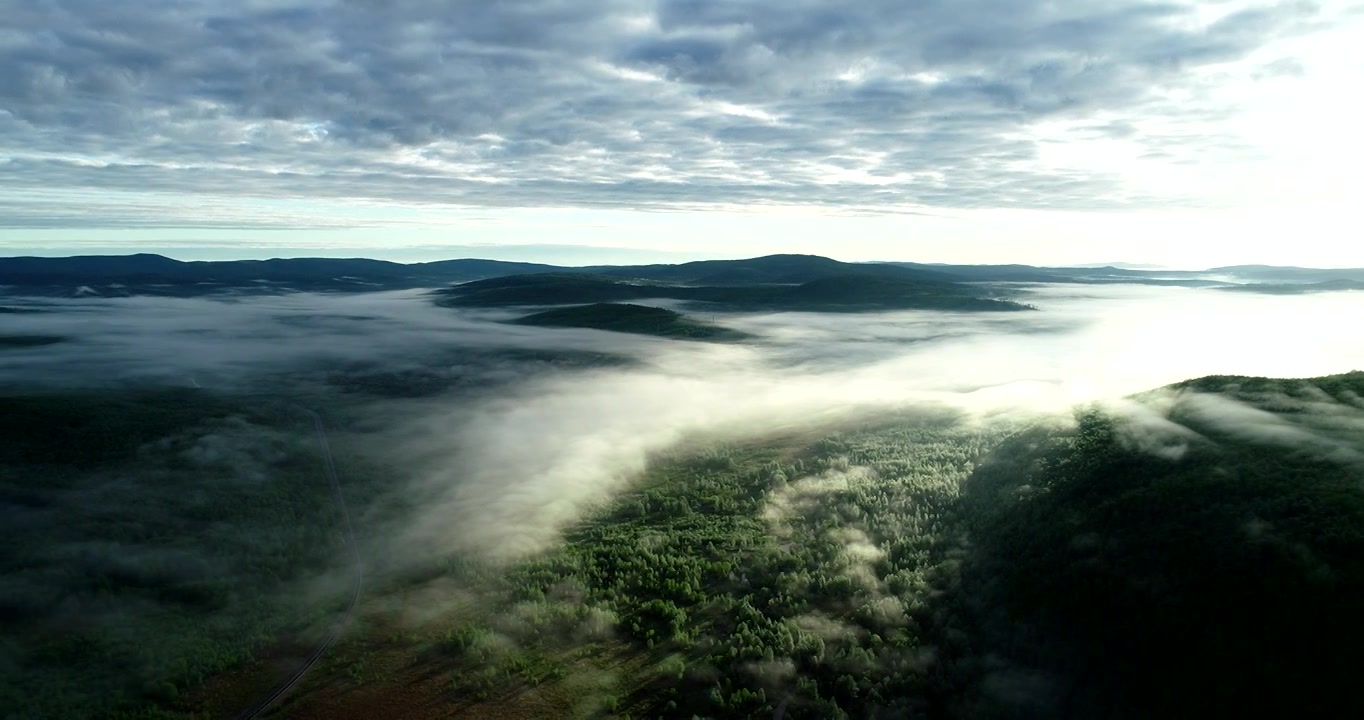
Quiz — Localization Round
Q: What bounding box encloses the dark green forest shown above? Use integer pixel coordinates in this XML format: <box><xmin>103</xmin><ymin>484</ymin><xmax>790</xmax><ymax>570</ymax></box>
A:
<box><xmin>8</xmin><ymin>252</ymin><xmax>1350</xmax><ymax>299</ymax></box>
<box><xmin>963</xmin><ymin>373</ymin><xmax>1364</xmax><ymax>718</ymax></box>
<box><xmin>332</xmin><ymin>372</ymin><xmax>1364</xmax><ymax>719</ymax></box>
<box><xmin>512</xmin><ymin>304</ymin><xmax>749</xmax><ymax>340</ymax></box>
<box><xmin>4</xmin><ymin>372</ymin><xmax>1363</xmax><ymax>719</ymax></box>
<box><xmin>0</xmin><ymin>391</ymin><xmax>361</xmax><ymax>719</ymax></box>
<box><xmin>0</xmin><ymin>253</ymin><xmax>1209</xmax><ymax>299</ymax></box>
<box><xmin>435</xmin><ymin>272</ymin><xmax>1035</xmax><ymax>313</ymax></box>
<box><xmin>414</xmin><ymin>413</ymin><xmax>1010</xmax><ymax>719</ymax></box>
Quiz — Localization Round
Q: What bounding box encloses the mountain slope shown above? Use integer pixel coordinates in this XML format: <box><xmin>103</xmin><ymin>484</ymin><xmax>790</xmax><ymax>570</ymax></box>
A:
<box><xmin>878</xmin><ymin>261</ymin><xmax>1221</xmax><ymax>285</ymax></box>
<box><xmin>0</xmin><ymin>254</ymin><xmax>567</xmax><ymax>295</ymax></box>
<box><xmin>962</xmin><ymin>371</ymin><xmax>1364</xmax><ymax>718</ymax></box>
<box><xmin>9</xmin><ymin>253</ymin><xmax>1359</xmax><ymax>297</ymax></box>
<box><xmin>512</xmin><ymin>303</ymin><xmax>748</xmax><ymax>340</ymax></box>
<box><xmin>593</xmin><ymin>254</ymin><xmax>959</xmax><ymax>285</ymax></box>
<box><xmin>437</xmin><ymin>272</ymin><xmax>1035</xmax><ymax>312</ymax></box>
<box><xmin>1215</xmin><ymin>278</ymin><xmax>1364</xmax><ymax>294</ymax></box>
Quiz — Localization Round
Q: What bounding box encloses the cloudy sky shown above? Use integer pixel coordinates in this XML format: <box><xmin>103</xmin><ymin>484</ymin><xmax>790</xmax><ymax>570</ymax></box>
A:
<box><xmin>1</xmin><ymin>0</ymin><xmax>1361</xmax><ymax>266</ymax></box>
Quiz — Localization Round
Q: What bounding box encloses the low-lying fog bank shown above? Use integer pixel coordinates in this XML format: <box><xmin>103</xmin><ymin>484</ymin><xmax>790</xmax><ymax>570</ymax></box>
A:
<box><xmin>3</xmin><ymin>284</ymin><xmax>1360</xmax><ymax>561</ymax></box>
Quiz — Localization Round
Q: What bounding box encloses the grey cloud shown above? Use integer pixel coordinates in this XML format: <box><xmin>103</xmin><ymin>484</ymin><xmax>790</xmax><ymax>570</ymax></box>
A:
<box><xmin>0</xmin><ymin>0</ymin><xmax>1330</xmax><ymax>225</ymax></box>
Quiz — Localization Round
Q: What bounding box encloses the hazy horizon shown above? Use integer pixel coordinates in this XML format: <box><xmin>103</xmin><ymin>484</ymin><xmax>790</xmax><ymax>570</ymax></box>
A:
<box><xmin>4</xmin><ymin>245</ymin><xmax>1362</xmax><ymax>272</ymax></box>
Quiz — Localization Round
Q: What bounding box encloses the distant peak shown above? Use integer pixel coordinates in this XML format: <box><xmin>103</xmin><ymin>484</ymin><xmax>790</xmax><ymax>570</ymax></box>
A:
<box><xmin>748</xmin><ymin>253</ymin><xmax>837</xmax><ymax>261</ymax></box>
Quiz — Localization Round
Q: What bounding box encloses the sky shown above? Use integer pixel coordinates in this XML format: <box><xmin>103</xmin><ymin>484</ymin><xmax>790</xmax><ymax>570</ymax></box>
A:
<box><xmin>1</xmin><ymin>0</ymin><xmax>1362</xmax><ymax>267</ymax></box>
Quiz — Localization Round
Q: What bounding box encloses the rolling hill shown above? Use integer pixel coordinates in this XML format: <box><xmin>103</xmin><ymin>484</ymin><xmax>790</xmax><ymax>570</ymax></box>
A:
<box><xmin>512</xmin><ymin>303</ymin><xmax>749</xmax><ymax>340</ymax></box>
<box><xmin>963</xmin><ymin>370</ymin><xmax>1364</xmax><ymax>718</ymax></box>
<box><xmin>0</xmin><ymin>254</ymin><xmax>561</xmax><ymax>296</ymax></box>
<box><xmin>5</xmin><ymin>252</ymin><xmax>1361</xmax><ymax>298</ymax></box>
<box><xmin>590</xmin><ymin>254</ymin><xmax>960</xmax><ymax>285</ymax></box>
<box><xmin>1214</xmin><ymin>278</ymin><xmax>1364</xmax><ymax>294</ymax></box>
<box><xmin>436</xmin><ymin>272</ymin><xmax>1035</xmax><ymax>312</ymax></box>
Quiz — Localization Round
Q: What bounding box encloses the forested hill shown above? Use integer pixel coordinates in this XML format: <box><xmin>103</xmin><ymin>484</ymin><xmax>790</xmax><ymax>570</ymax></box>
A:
<box><xmin>590</xmin><ymin>254</ymin><xmax>959</xmax><ymax>285</ymax></box>
<box><xmin>0</xmin><ymin>253</ymin><xmax>559</xmax><ymax>295</ymax></box>
<box><xmin>273</xmin><ymin>370</ymin><xmax>1364</xmax><ymax>720</ymax></box>
<box><xmin>962</xmin><ymin>370</ymin><xmax>1364</xmax><ymax>718</ymax></box>
<box><xmin>436</xmin><ymin>272</ymin><xmax>1036</xmax><ymax>312</ymax></box>
<box><xmin>9</xmin><ymin>369</ymin><xmax>1362</xmax><ymax>718</ymax></box>
<box><xmin>0</xmin><ymin>253</ymin><xmax>969</xmax><ymax>296</ymax></box>
<box><xmin>1214</xmin><ymin>278</ymin><xmax>1364</xmax><ymax>294</ymax></box>
<box><xmin>512</xmin><ymin>303</ymin><xmax>749</xmax><ymax>340</ymax></box>
<box><xmin>5</xmin><ymin>252</ymin><xmax>1361</xmax><ymax>297</ymax></box>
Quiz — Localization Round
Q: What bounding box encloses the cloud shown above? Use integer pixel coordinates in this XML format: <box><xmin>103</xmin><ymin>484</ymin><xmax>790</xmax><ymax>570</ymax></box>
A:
<box><xmin>1103</xmin><ymin>396</ymin><xmax>1206</xmax><ymax>460</ymax></box>
<box><xmin>1171</xmin><ymin>391</ymin><xmax>1364</xmax><ymax>465</ymax></box>
<box><xmin>0</xmin><ymin>0</ymin><xmax>1341</xmax><ymax>228</ymax></box>
<box><xmin>3</xmin><ymin>283</ymin><xmax>1362</xmax><ymax>561</ymax></box>
<box><xmin>0</xmin><ymin>290</ymin><xmax>654</xmax><ymax>388</ymax></box>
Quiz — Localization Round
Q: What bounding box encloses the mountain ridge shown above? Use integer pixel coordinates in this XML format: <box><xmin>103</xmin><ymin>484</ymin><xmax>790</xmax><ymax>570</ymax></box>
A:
<box><xmin>3</xmin><ymin>252</ymin><xmax>1361</xmax><ymax>297</ymax></box>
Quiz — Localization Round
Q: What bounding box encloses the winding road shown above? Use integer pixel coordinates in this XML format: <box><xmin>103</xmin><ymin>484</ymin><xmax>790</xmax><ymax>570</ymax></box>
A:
<box><xmin>237</xmin><ymin>405</ymin><xmax>363</xmax><ymax>720</ymax></box>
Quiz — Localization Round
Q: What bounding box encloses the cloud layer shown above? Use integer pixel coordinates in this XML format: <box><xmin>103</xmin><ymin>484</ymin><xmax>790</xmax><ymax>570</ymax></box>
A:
<box><xmin>12</xmin><ymin>281</ymin><xmax>1358</xmax><ymax>560</ymax></box>
<box><xmin>0</xmin><ymin>0</ymin><xmax>1342</xmax><ymax>228</ymax></box>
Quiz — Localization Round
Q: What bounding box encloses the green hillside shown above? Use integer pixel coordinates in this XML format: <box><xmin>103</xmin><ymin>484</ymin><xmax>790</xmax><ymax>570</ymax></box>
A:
<box><xmin>441</xmin><ymin>273</ymin><xmax>657</xmax><ymax>305</ymax></box>
<box><xmin>512</xmin><ymin>303</ymin><xmax>749</xmax><ymax>340</ymax></box>
<box><xmin>962</xmin><ymin>371</ymin><xmax>1364</xmax><ymax>718</ymax></box>
<box><xmin>438</xmin><ymin>272</ymin><xmax>1034</xmax><ymax>312</ymax></box>
<box><xmin>394</xmin><ymin>370</ymin><xmax>1364</xmax><ymax>718</ymax></box>
<box><xmin>5</xmin><ymin>253</ymin><xmax>1362</xmax><ymax>297</ymax></box>
<box><xmin>11</xmin><ymin>371</ymin><xmax>1363</xmax><ymax>718</ymax></box>
<box><xmin>0</xmin><ymin>390</ymin><xmax>366</xmax><ymax>719</ymax></box>
<box><xmin>593</xmin><ymin>253</ymin><xmax>960</xmax><ymax>285</ymax></box>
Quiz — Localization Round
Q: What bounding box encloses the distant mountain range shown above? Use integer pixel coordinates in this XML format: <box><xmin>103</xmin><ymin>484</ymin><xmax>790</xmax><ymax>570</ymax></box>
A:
<box><xmin>512</xmin><ymin>303</ymin><xmax>751</xmax><ymax>340</ymax></box>
<box><xmin>1</xmin><ymin>252</ymin><xmax>1361</xmax><ymax>298</ymax></box>
<box><xmin>0</xmin><ymin>253</ymin><xmax>558</xmax><ymax>295</ymax></box>
<box><xmin>436</xmin><ymin>271</ymin><xmax>1035</xmax><ymax>313</ymax></box>
<box><xmin>1215</xmin><ymin>278</ymin><xmax>1364</xmax><ymax>295</ymax></box>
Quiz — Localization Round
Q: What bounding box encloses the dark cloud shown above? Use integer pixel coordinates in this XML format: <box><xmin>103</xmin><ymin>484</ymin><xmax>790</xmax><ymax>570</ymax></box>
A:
<box><xmin>0</xmin><ymin>0</ymin><xmax>1331</xmax><ymax>227</ymax></box>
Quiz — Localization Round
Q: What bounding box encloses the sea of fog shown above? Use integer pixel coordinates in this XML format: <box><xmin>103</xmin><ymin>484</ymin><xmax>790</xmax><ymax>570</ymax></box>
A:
<box><xmin>3</xmin><ymin>283</ymin><xmax>1361</xmax><ymax>558</ymax></box>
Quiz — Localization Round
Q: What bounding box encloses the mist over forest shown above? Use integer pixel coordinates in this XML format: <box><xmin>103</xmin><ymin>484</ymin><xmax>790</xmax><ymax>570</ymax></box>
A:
<box><xmin>6</xmin><ymin>0</ymin><xmax>1364</xmax><ymax>714</ymax></box>
<box><xmin>2</xmin><ymin>261</ymin><xmax>1362</xmax><ymax>719</ymax></box>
